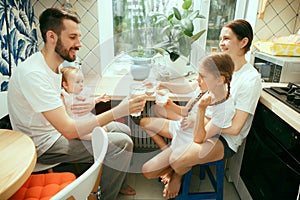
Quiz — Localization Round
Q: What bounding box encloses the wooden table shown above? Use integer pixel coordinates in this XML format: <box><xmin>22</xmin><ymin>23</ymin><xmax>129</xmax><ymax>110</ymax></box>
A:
<box><xmin>86</xmin><ymin>70</ymin><xmax>196</xmax><ymax>102</ymax></box>
<box><xmin>0</xmin><ymin>129</ymin><xmax>37</xmax><ymax>199</ymax></box>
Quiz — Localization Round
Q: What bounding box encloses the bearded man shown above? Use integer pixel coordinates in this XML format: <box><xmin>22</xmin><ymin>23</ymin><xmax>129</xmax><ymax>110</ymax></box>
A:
<box><xmin>8</xmin><ymin>8</ymin><xmax>145</xmax><ymax>199</ymax></box>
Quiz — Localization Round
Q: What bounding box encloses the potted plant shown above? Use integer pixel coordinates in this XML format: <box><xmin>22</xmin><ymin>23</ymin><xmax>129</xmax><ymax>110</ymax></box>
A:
<box><xmin>127</xmin><ymin>47</ymin><xmax>159</xmax><ymax>80</ymax></box>
<box><xmin>150</xmin><ymin>0</ymin><xmax>206</xmax><ymax>59</ymax></box>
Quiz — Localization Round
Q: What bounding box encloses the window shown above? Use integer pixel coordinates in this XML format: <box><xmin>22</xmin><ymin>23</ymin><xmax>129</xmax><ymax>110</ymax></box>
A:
<box><xmin>112</xmin><ymin>0</ymin><xmax>181</xmax><ymax>55</ymax></box>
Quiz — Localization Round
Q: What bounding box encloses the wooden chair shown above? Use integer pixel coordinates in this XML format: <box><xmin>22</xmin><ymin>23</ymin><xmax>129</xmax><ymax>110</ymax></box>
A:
<box><xmin>10</xmin><ymin>127</ymin><xmax>108</xmax><ymax>200</ymax></box>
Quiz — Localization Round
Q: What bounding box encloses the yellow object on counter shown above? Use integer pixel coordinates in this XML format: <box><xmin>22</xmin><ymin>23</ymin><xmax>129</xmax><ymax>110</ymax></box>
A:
<box><xmin>254</xmin><ymin>41</ymin><xmax>300</xmax><ymax>56</ymax></box>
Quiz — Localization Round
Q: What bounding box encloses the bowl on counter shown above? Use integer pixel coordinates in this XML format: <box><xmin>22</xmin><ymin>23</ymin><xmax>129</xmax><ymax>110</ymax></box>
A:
<box><xmin>128</xmin><ymin>48</ymin><xmax>159</xmax><ymax>81</ymax></box>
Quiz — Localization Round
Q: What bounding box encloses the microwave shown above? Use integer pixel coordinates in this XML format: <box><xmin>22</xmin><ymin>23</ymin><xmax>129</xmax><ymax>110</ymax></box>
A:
<box><xmin>253</xmin><ymin>52</ymin><xmax>300</xmax><ymax>83</ymax></box>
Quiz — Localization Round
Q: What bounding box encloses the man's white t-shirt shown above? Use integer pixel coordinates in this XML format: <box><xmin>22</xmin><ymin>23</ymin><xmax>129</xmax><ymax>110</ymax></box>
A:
<box><xmin>8</xmin><ymin>52</ymin><xmax>63</xmax><ymax>157</ymax></box>
<box><xmin>221</xmin><ymin>62</ymin><xmax>262</xmax><ymax>152</ymax></box>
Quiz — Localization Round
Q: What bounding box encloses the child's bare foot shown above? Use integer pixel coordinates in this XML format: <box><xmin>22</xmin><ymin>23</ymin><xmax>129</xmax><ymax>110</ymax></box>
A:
<box><xmin>160</xmin><ymin>171</ymin><xmax>172</xmax><ymax>184</ymax></box>
<box><xmin>162</xmin><ymin>173</ymin><xmax>182</xmax><ymax>199</ymax></box>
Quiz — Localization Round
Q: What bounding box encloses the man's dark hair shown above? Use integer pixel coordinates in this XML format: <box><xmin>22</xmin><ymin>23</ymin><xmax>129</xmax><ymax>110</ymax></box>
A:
<box><xmin>39</xmin><ymin>8</ymin><xmax>80</xmax><ymax>42</ymax></box>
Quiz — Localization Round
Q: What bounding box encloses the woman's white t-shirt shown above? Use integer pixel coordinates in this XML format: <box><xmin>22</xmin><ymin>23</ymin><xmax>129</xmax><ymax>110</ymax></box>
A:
<box><xmin>221</xmin><ymin>62</ymin><xmax>262</xmax><ymax>152</ymax></box>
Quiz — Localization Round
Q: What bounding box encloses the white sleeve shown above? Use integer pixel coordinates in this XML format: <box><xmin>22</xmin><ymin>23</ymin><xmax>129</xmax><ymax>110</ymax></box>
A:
<box><xmin>21</xmin><ymin>71</ymin><xmax>63</xmax><ymax>113</ymax></box>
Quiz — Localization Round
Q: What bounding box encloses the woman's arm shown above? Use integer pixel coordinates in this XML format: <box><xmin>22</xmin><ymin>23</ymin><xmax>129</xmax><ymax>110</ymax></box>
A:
<box><xmin>221</xmin><ymin>109</ymin><xmax>249</xmax><ymax>136</ymax></box>
<box><xmin>159</xmin><ymin>81</ymin><xmax>198</xmax><ymax>94</ymax></box>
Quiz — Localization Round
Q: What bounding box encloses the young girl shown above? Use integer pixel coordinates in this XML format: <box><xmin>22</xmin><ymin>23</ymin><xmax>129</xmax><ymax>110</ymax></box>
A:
<box><xmin>141</xmin><ymin>52</ymin><xmax>235</xmax><ymax>198</ymax></box>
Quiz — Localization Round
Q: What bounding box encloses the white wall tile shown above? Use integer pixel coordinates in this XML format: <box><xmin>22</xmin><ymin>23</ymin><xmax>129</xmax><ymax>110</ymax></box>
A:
<box><xmin>268</xmin><ymin>16</ymin><xmax>285</xmax><ymax>34</ymax></box>
<box><xmin>262</xmin><ymin>5</ymin><xmax>277</xmax><ymax>23</ymax></box>
<box><xmin>272</xmin><ymin>0</ymin><xmax>288</xmax><ymax>14</ymax></box>
<box><xmin>280</xmin><ymin>6</ymin><xmax>296</xmax><ymax>22</ymax></box>
<box><xmin>254</xmin><ymin>0</ymin><xmax>299</xmax><ymax>42</ymax></box>
<box><xmin>31</xmin><ymin>0</ymin><xmax>100</xmax><ymax>75</ymax></box>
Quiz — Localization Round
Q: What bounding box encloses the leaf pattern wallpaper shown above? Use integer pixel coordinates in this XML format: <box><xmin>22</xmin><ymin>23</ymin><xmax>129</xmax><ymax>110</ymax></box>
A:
<box><xmin>0</xmin><ymin>0</ymin><xmax>37</xmax><ymax>91</ymax></box>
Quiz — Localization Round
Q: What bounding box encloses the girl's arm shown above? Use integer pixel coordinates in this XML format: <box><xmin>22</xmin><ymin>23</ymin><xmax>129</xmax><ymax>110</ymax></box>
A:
<box><xmin>193</xmin><ymin>95</ymin><xmax>212</xmax><ymax>143</ymax></box>
<box><xmin>193</xmin><ymin>106</ymin><xmax>207</xmax><ymax>144</ymax></box>
<box><xmin>193</xmin><ymin>109</ymin><xmax>223</xmax><ymax>143</ymax></box>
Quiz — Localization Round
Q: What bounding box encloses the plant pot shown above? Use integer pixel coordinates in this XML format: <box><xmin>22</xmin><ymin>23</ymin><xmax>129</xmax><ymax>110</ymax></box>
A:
<box><xmin>128</xmin><ymin>48</ymin><xmax>159</xmax><ymax>81</ymax></box>
<box><xmin>130</xmin><ymin>64</ymin><xmax>151</xmax><ymax>81</ymax></box>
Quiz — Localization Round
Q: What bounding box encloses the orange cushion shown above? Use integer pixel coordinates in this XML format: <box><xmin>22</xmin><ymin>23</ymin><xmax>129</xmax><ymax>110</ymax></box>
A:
<box><xmin>9</xmin><ymin>172</ymin><xmax>76</xmax><ymax>200</ymax></box>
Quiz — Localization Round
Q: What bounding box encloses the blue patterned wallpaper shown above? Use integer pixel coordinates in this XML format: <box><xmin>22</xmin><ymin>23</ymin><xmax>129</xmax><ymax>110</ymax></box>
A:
<box><xmin>0</xmin><ymin>0</ymin><xmax>38</xmax><ymax>91</ymax></box>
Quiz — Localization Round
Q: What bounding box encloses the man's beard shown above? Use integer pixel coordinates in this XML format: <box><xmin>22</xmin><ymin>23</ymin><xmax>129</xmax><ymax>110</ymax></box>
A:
<box><xmin>55</xmin><ymin>38</ymin><xmax>78</xmax><ymax>62</ymax></box>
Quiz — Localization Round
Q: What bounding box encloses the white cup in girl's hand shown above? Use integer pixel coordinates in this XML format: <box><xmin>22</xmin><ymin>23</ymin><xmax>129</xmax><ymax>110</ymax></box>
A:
<box><xmin>130</xmin><ymin>83</ymin><xmax>146</xmax><ymax>117</ymax></box>
<box><xmin>143</xmin><ymin>78</ymin><xmax>157</xmax><ymax>96</ymax></box>
<box><xmin>155</xmin><ymin>88</ymin><xmax>169</xmax><ymax>106</ymax></box>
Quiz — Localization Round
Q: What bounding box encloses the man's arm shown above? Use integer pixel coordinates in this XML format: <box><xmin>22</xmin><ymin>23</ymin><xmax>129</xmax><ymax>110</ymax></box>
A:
<box><xmin>43</xmin><ymin>95</ymin><xmax>146</xmax><ymax>140</ymax></box>
<box><xmin>42</xmin><ymin>106</ymin><xmax>98</xmax><ymax>140</ymax></box>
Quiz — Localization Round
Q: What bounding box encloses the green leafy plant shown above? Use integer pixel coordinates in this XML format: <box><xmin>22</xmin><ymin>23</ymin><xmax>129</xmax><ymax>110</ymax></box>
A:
<box><xmin>150</xmin><ymin>0</ymin><xmax>206</xmax><ymax>58</ymax></box>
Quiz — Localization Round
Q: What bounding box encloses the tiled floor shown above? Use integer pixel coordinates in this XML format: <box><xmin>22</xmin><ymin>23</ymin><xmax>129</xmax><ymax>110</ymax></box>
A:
<box><xmin>116</xmin><ymin>166</ymin><xmax>241</xmax><ymax>200</ymax></box>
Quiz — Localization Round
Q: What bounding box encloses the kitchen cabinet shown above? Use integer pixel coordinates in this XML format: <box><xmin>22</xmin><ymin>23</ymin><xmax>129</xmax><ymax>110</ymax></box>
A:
<box><xmin>228</xmin><ymin>83</ymin><xmax>300</xmax><ymax>200</ymax></box>
<box><xmin>240</xmin><ymin>102</ymin><xmax>299</xmax><ymax>200</ymax></box>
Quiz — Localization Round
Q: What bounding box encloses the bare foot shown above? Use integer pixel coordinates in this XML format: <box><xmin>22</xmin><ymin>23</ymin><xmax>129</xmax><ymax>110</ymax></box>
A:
<box><xmin>119</xmin><ymin>185</ymin><xmax>136</xmax><ymax>196</ymax></box>
<box><xmin>160</xmin><ymin>171</ymin><xmax>172</xmax><ymax>184</ymax></box>
<box><xmin>162</xmin><ymin>173</ymin><xmax>182</xmax><ymax>199</ymax></box>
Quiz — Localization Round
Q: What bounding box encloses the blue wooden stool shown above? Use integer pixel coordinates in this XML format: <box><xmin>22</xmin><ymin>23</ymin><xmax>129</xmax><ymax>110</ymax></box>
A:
<box><xmin>172</xmin><ymin>159</ymin><xmax>224</xmax><ymax>200</ymax></box>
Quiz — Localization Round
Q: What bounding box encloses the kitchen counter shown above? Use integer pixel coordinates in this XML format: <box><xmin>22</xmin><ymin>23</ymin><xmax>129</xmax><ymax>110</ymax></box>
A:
<box><xmin>85</xmin><ymin>73</ymin><xmax>195</xmax><ymax>102</ymax></box>
<box><xmin>85</xmin><ymin>71</ymin><xmax>300</xmax><ymax>132</ymax></box>
<box><xmin>260</xmin><ymin>82</ymin><xmax>300</xmax><ymax>132</ymax></box>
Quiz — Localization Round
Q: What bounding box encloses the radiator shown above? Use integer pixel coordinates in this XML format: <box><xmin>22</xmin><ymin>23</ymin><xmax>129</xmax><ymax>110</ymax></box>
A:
<box><xmin>127</xmin><ymin>100</ymin><xmax>185</xmax><ymax>149</ymax></box>
<box><xmin>128</xmin><ymin>101</ymin><xmax>159</xmax><ymax>149</ymax></box>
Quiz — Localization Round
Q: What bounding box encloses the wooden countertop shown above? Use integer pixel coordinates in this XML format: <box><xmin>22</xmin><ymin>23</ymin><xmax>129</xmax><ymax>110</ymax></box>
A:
<box><xmin>0</xmin><ymin>129</ymin><xmax>37</xmax><ymax>199</ymax></box>
<box><xmin>85</xmin><ymin>74</ymin><xmax>300</xmax><ymax>132</ymax></box>
<box><xmin>85</xmin><ymin>74</ymin><xmax>195</xmax><ymax>102</ymax></box>
<box><xmin>260</xmin><ymin>82</ymin><xmax>300</xmax><ymax>132</ymax></box>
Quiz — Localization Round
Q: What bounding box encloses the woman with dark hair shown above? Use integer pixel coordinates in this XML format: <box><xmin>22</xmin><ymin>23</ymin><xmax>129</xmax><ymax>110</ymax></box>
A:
<box><xmin>141</xmin><ymin>19</ymin><xmax>262</xmax><ymax>199</ymax></box>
